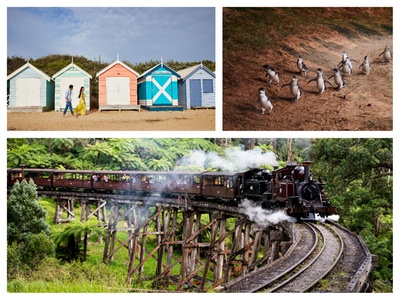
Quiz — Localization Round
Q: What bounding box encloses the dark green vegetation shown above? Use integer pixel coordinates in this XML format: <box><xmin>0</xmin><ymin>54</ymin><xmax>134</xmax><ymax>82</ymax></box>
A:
<box><xmin>7</xmin><ymin>55</ymin><xmax>215</xmax><ymax>108</ymax></box>
<box><xmin>7</xmin><ymin>138</ymin><xmax>392</xmax><ymax>292</ymax></box>
<box><xmin>310</xmin><ymin>139</ymin><xmax>393</xmax><ymax>292</ymax></box>
<box><xmin>223</xmin><ymin>7</ymin><xmax>392</xmax><ymax>54</ymax></box>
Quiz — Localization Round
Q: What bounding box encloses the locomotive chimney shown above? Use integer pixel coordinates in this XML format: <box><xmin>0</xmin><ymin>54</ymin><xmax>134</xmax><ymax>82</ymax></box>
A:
<box><xmin>303</xmin><ymin>161</ymin><xmax>311</xmax><ymax>182</ymax></box>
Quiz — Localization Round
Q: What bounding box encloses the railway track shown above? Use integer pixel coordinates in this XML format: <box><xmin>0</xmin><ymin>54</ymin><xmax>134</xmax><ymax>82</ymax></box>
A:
<box><xmin>223</xmin><ymin>222</ymin><xmax>318</xmax><ymax>292</ymax></box>
<box><xmin>223</xmin><ymin>221</ymin><xmax>371</xmax><ymax>293</ymax></box>
<box><xmin>266</xmin><ymin>222</ymin><xmax>343</xmax><ymax>292</ymax></box>
<box><xmin>310</xmin><ymin>220</ymin><xmax>372</xmax><ymax>292</ymax></box>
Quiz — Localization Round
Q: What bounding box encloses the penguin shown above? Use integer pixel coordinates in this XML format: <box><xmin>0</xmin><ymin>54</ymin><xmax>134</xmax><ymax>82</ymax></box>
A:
<box><xmin>341</xmin><ymin>51</ymin><xmax>348</xmax><ymax>63</ymax></box>
<box><xmin>339</xmin><ymin>51</ymin><xmax>357</xmax><ymax>68</ymax></box>
<box><xmin>263</xmin><ymin>65</ymin><xmax>280</xmax><ymax>85</ymax></box>
<box><xmin>379</xmin><ymin>45</ymin><xmax>392</xmax><ymax>62</ymax></box>
<box><xmin>308</xmin><ymin>68</ymin><xmax>332</xmax><ymax>94</ymax></box>
<box><xmin>296</xmin><ymin>56</ymin><xmax>307</xmax><ymax>76</ymax></box>
<box><xmin>255</xmin><ymin>87</ymin><xmax>273</xmax><ymax>115</ymax></box>
<box><xmin>337</xmin><ymin>57</ymin><xmax>353</xmax><ymax>76</ymax></box>
<box><xmin>359</xmin><ymin>55</ymin><xmax>374</xmax><ymax>75</ymax></box>
<box><xmin>328</xmin><ymin>68</ymin><xmax>345</xmax><ymax>90</ymax></box>
<box><xmin>281</xmin><ymin>76</ymin><xmax>304</xmax><ymax>101</ymax></box>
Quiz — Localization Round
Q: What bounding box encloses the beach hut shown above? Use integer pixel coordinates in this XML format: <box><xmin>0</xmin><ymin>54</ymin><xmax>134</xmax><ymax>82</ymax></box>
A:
<box><xmin>177</xmin><ymin>63</ymin><xmax>215</xmax><ymax>109</ymax></box>
<box><xmin>52</xmin><ymin>61</ymin><xmax>92</xmax><ymax>112</ymax></box>
<box><xmin>137</xmin><ymin>60</ymin><xmax>182</xmax><ymax>110</ymax></box>
<box><xmin>96</xmin><ymin>57</ymin><xmax>140</xmax><ymax>111</ymax></box>
<box><xmin>7</xmin><ymin>62</ymin><xmax>54</xmax><ymax>112</ymax></box>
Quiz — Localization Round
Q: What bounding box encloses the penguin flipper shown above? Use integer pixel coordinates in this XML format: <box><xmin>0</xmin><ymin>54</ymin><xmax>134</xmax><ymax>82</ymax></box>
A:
<box><xmin>308</xmin><ymin>78</ymin><xmax>316</xmax><ymax>84</ymax></box>
<box><xmin>325</xmin><ymin>80</ymin><xmax>333</xmax><ymax>86</ymax></box>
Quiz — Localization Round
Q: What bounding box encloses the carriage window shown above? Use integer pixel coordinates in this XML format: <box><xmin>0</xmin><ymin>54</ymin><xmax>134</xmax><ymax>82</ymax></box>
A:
<box><xmin>203</xmin><ymin>176</ymin><xmax>213</xmax><ymax>186</ymax></box>
<box><xmin>131</xmin><ymin>175</ymin><xmax>140</xmax><ymax>182</ymax></box>
<box><xmin>54</xmin><ymin>173</ymin><xmax>65</xmax><ymax>180</ymax></box>
<box><xmin>155</xmin><ymin>175</ymin><xmax>166</xmax><ymax>183</ymax></box>
<box><xmin>193</xmin><ymin>175</ymin><xmax>200</xmax><ymax>184</ymax></box>
<box><xmin>142</xmin><ymin>175</ymin><xmax>156</xmax><ymax>183</ymax></box>
<box><xmin>215</xmin><ymin>176</ymin><xmax>225</xmax><ymax>186</ymax></box>
<box><xmin>178</xmin><ymin>175</ymin><xmax>191</xmax><ymax>184</ymax></box>
<box><xmin>11</xmin><ymin>173</ymin><xmax>20</xmax><ymax>179</ymax></box>
<box><xmin>226</xmin><ymin>177</ymin><xmax>233</xmax><ymax>188</ymax></box>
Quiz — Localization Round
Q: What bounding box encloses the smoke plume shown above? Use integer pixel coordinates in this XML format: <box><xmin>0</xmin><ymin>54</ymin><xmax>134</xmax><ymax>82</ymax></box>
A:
<box><xmin>239</xmin><ymin>198</ymin><xmax>296</xmax><ymax>228</ymax></box>
<box><xmin>175</xmin><ymin>147</ymin><xmax>278</xmax><ymax>171</ymax></box>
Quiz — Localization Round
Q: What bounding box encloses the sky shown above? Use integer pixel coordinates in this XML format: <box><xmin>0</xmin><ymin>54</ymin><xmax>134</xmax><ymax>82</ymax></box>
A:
<box><xmin>7</xmin><ymin>7</ymin><xmax>215</xmax><ymax>64</ymax></box>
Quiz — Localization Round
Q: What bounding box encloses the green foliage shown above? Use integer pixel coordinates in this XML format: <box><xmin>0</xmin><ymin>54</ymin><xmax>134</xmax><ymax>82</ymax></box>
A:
<box><xmin>7</xmin><ymin>180</ymin><xmax>55</xmax><ymax>281</ymax></box>
<box><xmin>7</xmin><ymin>258</ymin><xmax>128</xmax><ymax>292</ymax></box>
<box><xmin>7</xmin><ymin>179</ymin><xmax>51</xmax><ymax>245</ymax></box>
<box><xmin>23</xmin><ymin>233</ymin><xmax>56</xmax><ymax>268</ymax></box>
<box><xmin>310</xmin><ymin>138</ymin><xmax>393</xmax><ymax>289</ymax></box>
<box><xmin>53</xmin><ymin>219</ymin><xmax>106</xmax><ymax>262</ymax></box>
<box><xmin>7</xmin><ymin>138</ymin><xmax>231</xmax><ymax>172</ymax></box>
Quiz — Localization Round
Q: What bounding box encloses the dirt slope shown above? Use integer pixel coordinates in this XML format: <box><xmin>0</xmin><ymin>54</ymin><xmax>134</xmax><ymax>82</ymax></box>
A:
<box><xmin>223</xmin><ymin>8</ymin><xmax>392</xmax><ymax>131</ymax></box>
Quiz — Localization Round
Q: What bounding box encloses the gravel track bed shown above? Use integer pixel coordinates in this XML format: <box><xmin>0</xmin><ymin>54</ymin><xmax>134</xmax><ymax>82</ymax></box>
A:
<box><xmin>311</xmin><ymin>222</ymin><xmax>367</xmax><ymax>292</ymax></box>
<box><xmin>273</xmin><ymin>223</ymin><xmax>342</xmax><ymax>292</ymax></box>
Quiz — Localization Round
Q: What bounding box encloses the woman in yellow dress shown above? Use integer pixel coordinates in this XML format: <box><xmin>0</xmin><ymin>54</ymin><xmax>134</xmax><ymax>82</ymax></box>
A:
<box><xmin>74</xmin><ymin>86</ymin><xmax>86</xmax><ymax>117</ymax></box>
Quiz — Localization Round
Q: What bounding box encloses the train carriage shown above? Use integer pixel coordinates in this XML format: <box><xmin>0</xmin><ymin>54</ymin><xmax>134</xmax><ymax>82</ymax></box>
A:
<box><xmin>134</xmin><ymin>171</ymin><xmax>169</xmax><ymax>195</ymax></box>
<box><xmin>201</xmin><ymin>171</ymin><xmax>244</xmax><ymax>200</ymax></box>
<box><xmin>52</xmin><ymin>170</ymin><xmax>92</xmax><ymax>190</ymax></box>
<box><xmin>8</xmin><ymin>168</ymin><xmax>54</xmax><ymax>189</ymax></box>
<box><xmin>166</xmin><ymin>171</ymin><xmax>203</xmax><ymax>196</ymax></box>
<box><xmin>91</xmin><ymin>170</ymin><xmax>131</xmax><ymax>192</ymax></box>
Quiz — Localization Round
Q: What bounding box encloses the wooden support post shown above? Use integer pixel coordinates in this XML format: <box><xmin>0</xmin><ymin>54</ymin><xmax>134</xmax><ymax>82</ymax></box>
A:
<box><xmin>242</xmin><ymin>223</ymin><xmax>251</xmax><ymax>275</ymax></box>
<box><xmin>223</xmin><ymin>218</ymin><xmax>243</xmax><ymax>282</ymax></box>
<box><xmin>191</xmin><ymin>211</ymin><xmax>201</xmax><ymax>276</ymax></box>
<box><xmin>103</xmin><ymin>203</ymin><xmax>119</xmax><ymax>264</ymax></box>
<box><xmin>215</xmin><ymin>217</ymin><xmax>226</xmax><ymax>284</ymax></box>
<box><xmin>126</xmin><ymin>203</ymin><xmax>134</xmax><ymax>257</ymax></box>
<box><xmin>53</xmin><ymin>196</ymin><xmax>62</xmax><ymax>224</ymax></box>
<box><xmin>156</xmin><ymin>206</ymin><xmax>164</xmax><ymax>277</ymax></box>
<box><xmin>263</xmin><ymin>231</ymin><xmax>271</xmax><ymax>259</ymax></box>
<box><xmin>249</xmin><ymin>230</ymin><xmax>263</xmax><ymax>269</ymax></box>
<box><xmin>201</xmin><ymin>213</ymin><xmax>219</xmax><ymax>290</ymax></box>
<box><xmin>179</xmin><ymin>210</ymin><xmax>194</xmax><ymax>289</ymax></box>
<box><xmin>80</xmin><ymin>200</ymin><xmax>87</xmax><ymax>222</ymax></box>
<box><xmin>126</xmin><ymin>205</ymin><xmax>140</xmax><ymax>285</ymax></box>
<box><xmin>138</xmin><ymin>207</ymin><xmax>148</xmax><ymax>282</ymax></box>
<box><xmin>67</xmin><ymin>198</ymin><xmax>75</xmax><ymax>221</ymax></box>
<box><xmin>165</xmin><ymin>208</ymin><xmax>178</xmax><ymax>278</ymax></box>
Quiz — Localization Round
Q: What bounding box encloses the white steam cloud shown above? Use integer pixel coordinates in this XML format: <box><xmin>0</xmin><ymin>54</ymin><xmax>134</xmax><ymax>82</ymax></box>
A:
<box><xmin>328</xmin><ymin>214</ymin><xmax>340</xmax><ymax>222</ymax></box>
<box><xmin>175</xmin><ymin>147</ymin><xmax>278</xmax><ymax>171</ymax></box>
<box><xmin>239</xmin><ymin>199</ymin><xmax>296</xmax><ymax>228</ymax></box>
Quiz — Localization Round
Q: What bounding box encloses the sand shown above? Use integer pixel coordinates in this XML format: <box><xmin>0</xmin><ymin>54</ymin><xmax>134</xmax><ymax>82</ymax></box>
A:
<box><xmin>7</xmin><ymin>109</ymin><xmax>216</xmax><ymax>131</ymax></box>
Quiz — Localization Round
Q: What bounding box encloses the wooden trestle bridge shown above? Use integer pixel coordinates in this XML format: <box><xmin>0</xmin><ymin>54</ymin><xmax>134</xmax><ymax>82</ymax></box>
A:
<box><xmin>38</xmin><ymin>190</ymin><xmax>293</xmax><ymax>291</ymax></box>
<box><xmin>38</xmin><ymin>190</ymin><xmax>373</xmax><ymax>292</ymax></box>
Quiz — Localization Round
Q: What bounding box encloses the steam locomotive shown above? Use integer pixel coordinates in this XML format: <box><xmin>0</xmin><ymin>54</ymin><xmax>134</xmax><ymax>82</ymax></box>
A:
<box><xmin>7</xmin><ymin>161</ymin><xmax>338</xmax><ymax>220</ymax></box>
